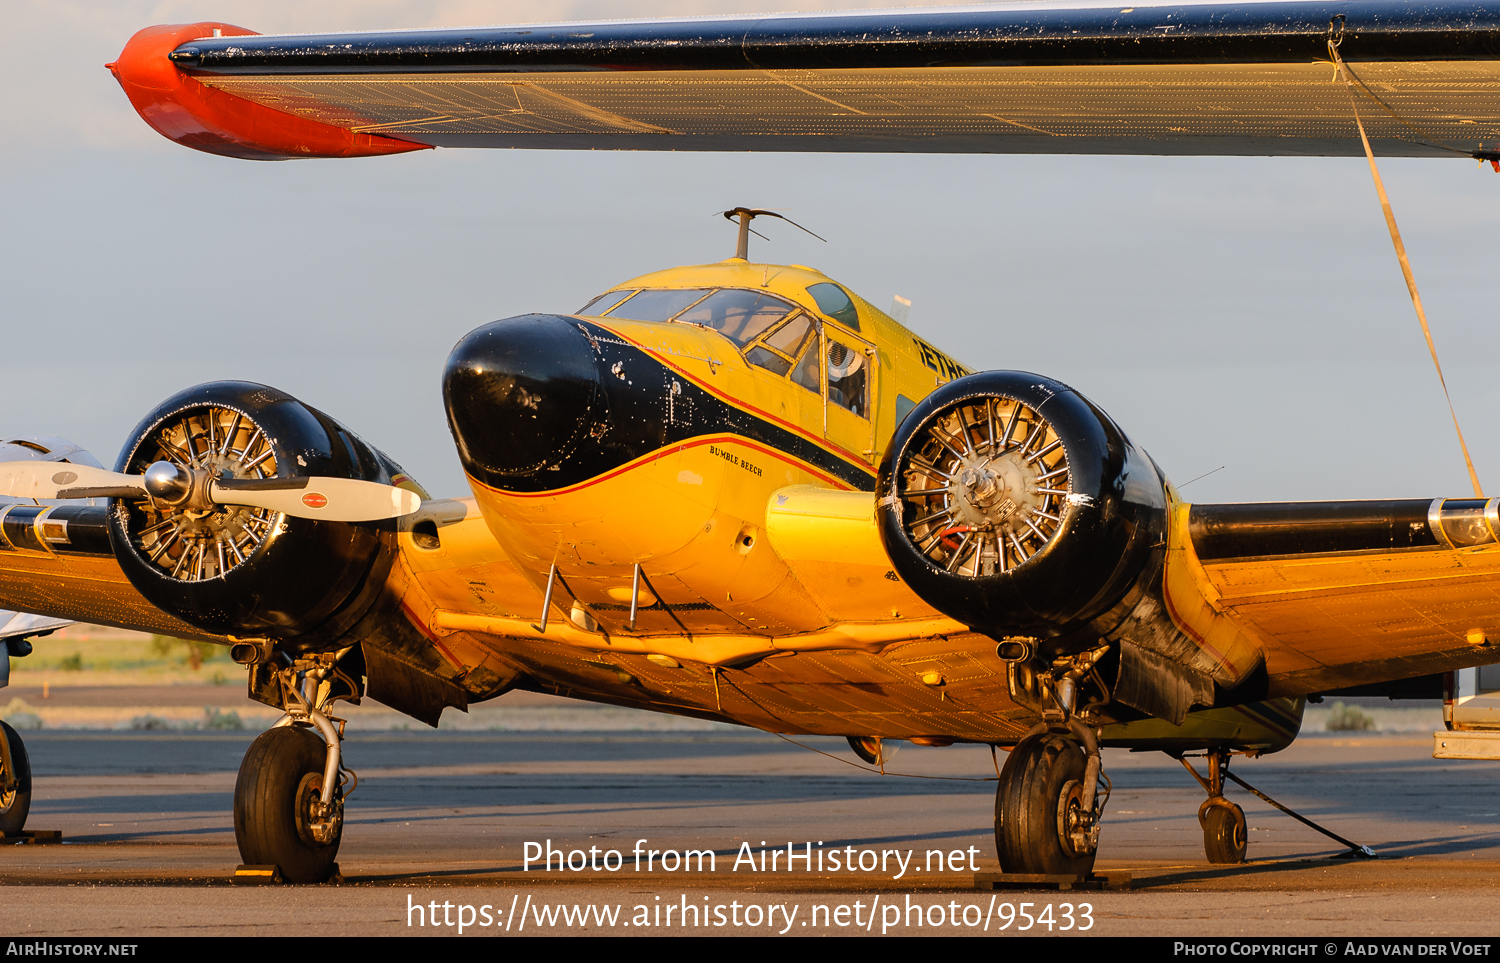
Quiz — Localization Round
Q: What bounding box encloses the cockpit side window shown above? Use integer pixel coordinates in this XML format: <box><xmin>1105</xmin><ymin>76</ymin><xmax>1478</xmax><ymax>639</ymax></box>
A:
<box><xmin>765</xmin><ymin>314</ymin><xmax>815</xmax><ymax>358</ymax></box>
<box><xmin>826</xmin><ymin>338</ymin><xmax>868</xmax><ymax>418</ymax></box>
<box><xmin>743</xmin><ymin>314</ymin><xmax>814</xmax><ymax>378</ymax></box>
<box><xmin>605</xmin><ymin>289</ymin><xmax>713</xmax><ymax>322</ymax></box>
<box><xmin>807</xmin><ymin>283</ymin><xmax>861</xmax><ymax>331</ymax></box>
<box><xmin>578</xmin><ymin>290</ymin><xmax>637</xmax><ymax>316</ymax></box>
<box><xmin>745</xmin><ymin>345</ymin><xmax>793</xmax><ymax>376</ymax></box>
<box><xmin>673</xmin><ymin>289</ymin><xmax>797</xmax><ymax>345</ymax></box>
<box><xmin>790</xmin><ymin>338</ymin><xmax>821</xmax><ymax>395</ymax></box>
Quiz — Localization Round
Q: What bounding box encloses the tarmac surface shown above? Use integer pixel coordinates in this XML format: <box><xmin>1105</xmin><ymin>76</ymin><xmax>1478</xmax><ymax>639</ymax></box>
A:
<box><xmin>2</xmin><ymin>727</ymin><xmax>1499</xmax><ymax>937</ymax></box>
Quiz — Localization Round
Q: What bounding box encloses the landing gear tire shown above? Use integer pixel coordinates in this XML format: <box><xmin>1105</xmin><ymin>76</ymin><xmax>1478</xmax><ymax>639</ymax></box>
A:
<box><xmin>1200</xmin><ymin>800</ymin><xmax>1247</xmax><ymax>864</ymax></box>
<box><xmin>0</xmin><ymin>721</ymin><xmax>32</xmax><ymax>836</ymax></box>
<box><xmin>995</xmin><ymin>733</ymin><xmax>1097</xmax><ymax>876</ymax></box>
<box><xmin>234</xmin><ymin>726</ymin><xmax>342</xmax><ymax>883</ymax></box>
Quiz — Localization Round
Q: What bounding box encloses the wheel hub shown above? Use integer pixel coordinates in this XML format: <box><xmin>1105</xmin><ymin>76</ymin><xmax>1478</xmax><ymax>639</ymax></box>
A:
<box><xmin>1056</xmin><ymin>778</ymin><xmax>1100</xmax><ymax>858</ymax></box>
<box><xmin>295</xmin><ymin>772</ymin><xmax>343</xmax><ymax>847</ymax></box>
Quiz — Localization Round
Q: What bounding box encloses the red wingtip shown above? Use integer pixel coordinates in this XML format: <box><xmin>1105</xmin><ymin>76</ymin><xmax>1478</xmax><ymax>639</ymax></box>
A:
<box><xmin>110</xmin><ymin>23</ymin><xmax>432</xmax><ymax>160</ymax></box>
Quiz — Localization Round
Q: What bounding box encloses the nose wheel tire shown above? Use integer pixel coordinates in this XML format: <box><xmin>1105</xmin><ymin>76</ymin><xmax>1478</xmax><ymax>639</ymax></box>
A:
<box><xmin>1200</xmin><ymin>800</ymin><xmax>1248</xmax><ymax>864</ymax></box>
<box><xmin>234</xmin><ymin>726</ymin><xmax>343</xmax><ymax>883</ymax></box>
<box><xmin>0</xmin><ymin>721</ymin><xmax>32</xmax><ymax>836</ymax></box>
<box><xmin>995</xmin><ymin>733</ymin><xmax>1098</xmax><ymax>876</ymax></box>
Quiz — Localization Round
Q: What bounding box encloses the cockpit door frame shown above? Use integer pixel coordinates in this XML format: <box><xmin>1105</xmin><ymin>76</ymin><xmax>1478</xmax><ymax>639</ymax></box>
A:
<box><xmin>818</xmin><ymin>321</ymin><xmax>879</xmax><ymax>467</ymax></box>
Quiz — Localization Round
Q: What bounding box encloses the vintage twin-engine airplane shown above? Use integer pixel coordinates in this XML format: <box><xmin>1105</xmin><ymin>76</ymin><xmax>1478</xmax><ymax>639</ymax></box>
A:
<box><xmin>2</xmin><ymin>0</ymin><xmax>1500</xmax><ymax>884</ymax></box>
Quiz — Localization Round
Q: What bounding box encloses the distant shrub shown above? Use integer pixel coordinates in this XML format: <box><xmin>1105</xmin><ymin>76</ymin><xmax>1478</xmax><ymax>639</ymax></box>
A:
<box><xmin>150</xmin><ymin>636</ymin><xmax>218</xmax><ymax>671</ymax></box>
<box><xmin>58</xmin><ymin>653</ymin><xmax>83</xmax><ymax>672</ymax></box>
<box><xmin>2</xmin><ymin>699</ymin><xmax>43</xmax><ymax>731</ymax></box>
<box><xmin>1326</xmin><ymin>701</ymin><xmax>1377</xmax><ymax>732</ymax></box>
<box><xmin>129</xmin><ymin>714</ymin><xmax>174</xmax><ymax>731</ymax></box>
<box><xmin>203</xmin><ymin>707</ymin><xmax>244</xmax><ymax>731</ymax></box>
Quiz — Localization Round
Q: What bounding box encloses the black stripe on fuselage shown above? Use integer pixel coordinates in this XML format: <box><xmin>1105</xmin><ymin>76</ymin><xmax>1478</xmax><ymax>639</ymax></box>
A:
<box><xmin>591</xmin><ymin>322</ymin><xmax>876</xmax><ymax>492</ymax></box>
<box><xmin>1188</xmin><ymin>500</ymin><xmax>1439</xmax><ymax>560</ymax></box>
<box><xmin>175</xmin><ymin>2</ymin><xmax>1500</xmax><ymax>74</ymax></box>
<box><xmin>450</xmin><ymin>316</ymin><xmax>876</xmax><ymax>494</ymax></box>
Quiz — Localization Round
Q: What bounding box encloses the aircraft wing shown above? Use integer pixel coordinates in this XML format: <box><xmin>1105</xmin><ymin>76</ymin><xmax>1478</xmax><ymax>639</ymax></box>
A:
<box><xmin>1172</xmin><ymin>497</ymin><xmax>1500</xmax><ymax>697</ymax></box>
<box><xmin>771</xmin><ymin>486</ymin><xmax>1500</xmax><ymax>703</ymax></box>
<box><xmin>112</xmin><ymin>1</ymin><xmax>1500</xmax><ymax>160</ymax></box>
<box><xmin>0</xmin><ymin>611</ymin><xmax>74</xmax><ymax>642</ymax></box>
<box><xmin>0</xmin><ymin>505</ymin><xmax>220</xmax><ymax>643</ymax></box>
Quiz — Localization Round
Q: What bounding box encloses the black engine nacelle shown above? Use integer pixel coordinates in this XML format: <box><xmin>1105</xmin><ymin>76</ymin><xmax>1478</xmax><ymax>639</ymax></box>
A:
<box><xmin>107</xmin><ymin>381</ymin><xmax>413</xmax><ymax>648</ymax></box>
<box><xmin>876</xmin><ymin>371</ymin><xmax>1169</xmax><ymax>645</ymax></box>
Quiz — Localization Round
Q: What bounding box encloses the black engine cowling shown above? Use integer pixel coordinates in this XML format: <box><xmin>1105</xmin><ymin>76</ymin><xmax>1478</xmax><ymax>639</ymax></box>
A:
<box><xmin>107</xmin><ymin>381</ymin><xmax>412</xmax><ymax>648</ymax></box>
<box><xmin>876</xmin><ymin>370</ymin><xmax>1169</xmax><ymax>646</ymax></box>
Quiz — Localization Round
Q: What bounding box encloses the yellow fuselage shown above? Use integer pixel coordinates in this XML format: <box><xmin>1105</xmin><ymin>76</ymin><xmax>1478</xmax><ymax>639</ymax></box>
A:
<box><xmin>388</xmin><ymin>256</ymin><xmax>1302</xmax><ymax>751</ymax></box>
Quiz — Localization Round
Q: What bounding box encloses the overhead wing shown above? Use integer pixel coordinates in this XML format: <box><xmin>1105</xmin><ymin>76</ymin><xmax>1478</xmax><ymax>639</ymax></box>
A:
<box><xmin>113</xmin><ymin>2</ymin><xmax>1500</xmax><ymax>160</ymax></box>
<box><xmin>1173</xmin><ymin>497</ymin><xmax>1500</xmax><ymax>696</ymax></box>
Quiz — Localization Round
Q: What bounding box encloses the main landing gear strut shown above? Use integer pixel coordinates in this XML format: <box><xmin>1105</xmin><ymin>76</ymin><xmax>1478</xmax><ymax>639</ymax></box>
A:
<box><xmin>995</xmin><ymin>646</ymin><xmax>1111</xmax><ymax>876</ymax></box>
<box><xmin>234</xmin><ymin>649</ymin><xmax>359</xmax><ymax>884</ymax></box>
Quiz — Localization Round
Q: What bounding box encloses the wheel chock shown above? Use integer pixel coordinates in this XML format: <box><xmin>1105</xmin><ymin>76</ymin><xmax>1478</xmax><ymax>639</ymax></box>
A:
<box><xmin>974</xmin><ymin>871</ymin><xmax>1131</xmax><ymax>891</ymax></box>
<box><xmin>233</xmin><ymin>864</ymin><xmax>284</xmax><ymax>885</ymax></box>
<box><xmin>232</xmin><ymin>863</ymin><xmax>343</xmax><ymax>885</ymax></box>
<box><xmin>0</xmin><ymin>830</ymin><xmax>62</xmax><ymax>844</ymax></box>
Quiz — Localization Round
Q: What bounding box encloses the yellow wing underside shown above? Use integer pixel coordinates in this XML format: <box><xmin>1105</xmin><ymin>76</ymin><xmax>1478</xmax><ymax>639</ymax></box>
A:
<box><xmin>1202</xmin><ymin>545</ymin><xmax>1500</xmax><ymax>693</ymax></box>
<box><xmin>0</xmin><ymin>546</ymin><xmax>217</xmax><ymax>643</ymax></box>
<box><xmin>1168</xmin><ymin>500</ymin><xmax>1500</xmax><ymax>696</ymax></box>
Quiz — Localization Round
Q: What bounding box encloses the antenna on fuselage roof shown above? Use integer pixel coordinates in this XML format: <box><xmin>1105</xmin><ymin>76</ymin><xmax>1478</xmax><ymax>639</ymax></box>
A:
<box><xmin>719</xmin><ymin>207</ymin><xmax>826</xmax><ymax>261</ymax></box>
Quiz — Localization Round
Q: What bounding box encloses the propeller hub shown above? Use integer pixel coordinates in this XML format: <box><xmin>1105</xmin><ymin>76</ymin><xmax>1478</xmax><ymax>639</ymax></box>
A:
<box><xmin>142</xmin><ymin>461</ymin><xmax>193</xmax><ymax>503</ymax></box>
<box><xmin>142</xmin><ymin>460</ymin><xmax>220</xmax><ymax>512</ymax></box>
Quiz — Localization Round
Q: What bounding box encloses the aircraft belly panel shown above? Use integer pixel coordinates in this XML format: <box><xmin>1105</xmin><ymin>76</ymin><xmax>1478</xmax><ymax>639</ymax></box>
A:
<box><xmin>1101</xmin><ymin>698</ymin><xmax>1304</xmax><ymax>753</ymax></box>
<box><xmin>498</xmin><ymin>630</ymin><xmax>1037</xmax><ymax>741</ymax></box>
<box><xmin>201</xmin><ymin>61</ymin><xmax>1500</xmax><ymax>157</ymax></box>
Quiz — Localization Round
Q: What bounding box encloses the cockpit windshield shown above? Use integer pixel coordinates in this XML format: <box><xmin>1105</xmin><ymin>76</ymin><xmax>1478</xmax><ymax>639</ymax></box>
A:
<box><xmin>600</xmin><ymin>289</ymin><xmax>713</xmax><ymax>322</ymax></box>
<box><xmin>673</xmin><ymin>290</ymin><xmax>796</xmax><ymax>345</ymax></box>
<box><xmin>579</xmin><ymin>287</ymin><xmax>798</xmax><ymax>345</ymax></box>
<box><xmin>577</xmin><ymin>290</ymin><xmax>636</xmax><ymax>317</ymax></box>
<box><xmin>577</xmin><ymin>284</ymin><xmax>869</xmax><ymax>421</ymax></box>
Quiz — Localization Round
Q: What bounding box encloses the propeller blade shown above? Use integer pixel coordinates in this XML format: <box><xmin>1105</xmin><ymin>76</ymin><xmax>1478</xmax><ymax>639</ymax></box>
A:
<box><xmin>0</xmin><ymin>459</ymin><xmax>420</xmax><ymax>522</ymax></box>
<box><xmin>210</xmin><ymin>476</ymin><xmax>422</xmax><ymax>522</ymax></box>
<box><xmin>0</xmin><ymin>462</ymin><xmax>145</xmax><ymax>500</ymax></box>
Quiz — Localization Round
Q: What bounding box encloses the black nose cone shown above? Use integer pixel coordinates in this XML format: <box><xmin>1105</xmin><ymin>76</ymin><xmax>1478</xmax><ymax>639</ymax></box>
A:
<box><xmin>444</xmin><ymin>315</ymin><xmax>601</xmax><ymax>488</ymax></box>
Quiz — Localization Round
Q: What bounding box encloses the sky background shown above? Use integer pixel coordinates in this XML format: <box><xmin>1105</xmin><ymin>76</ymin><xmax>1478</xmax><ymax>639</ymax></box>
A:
<box><xmin>5</xmin><ymin>0</ymin><xmax>1500</xmax><ymax>502</ymax></box>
